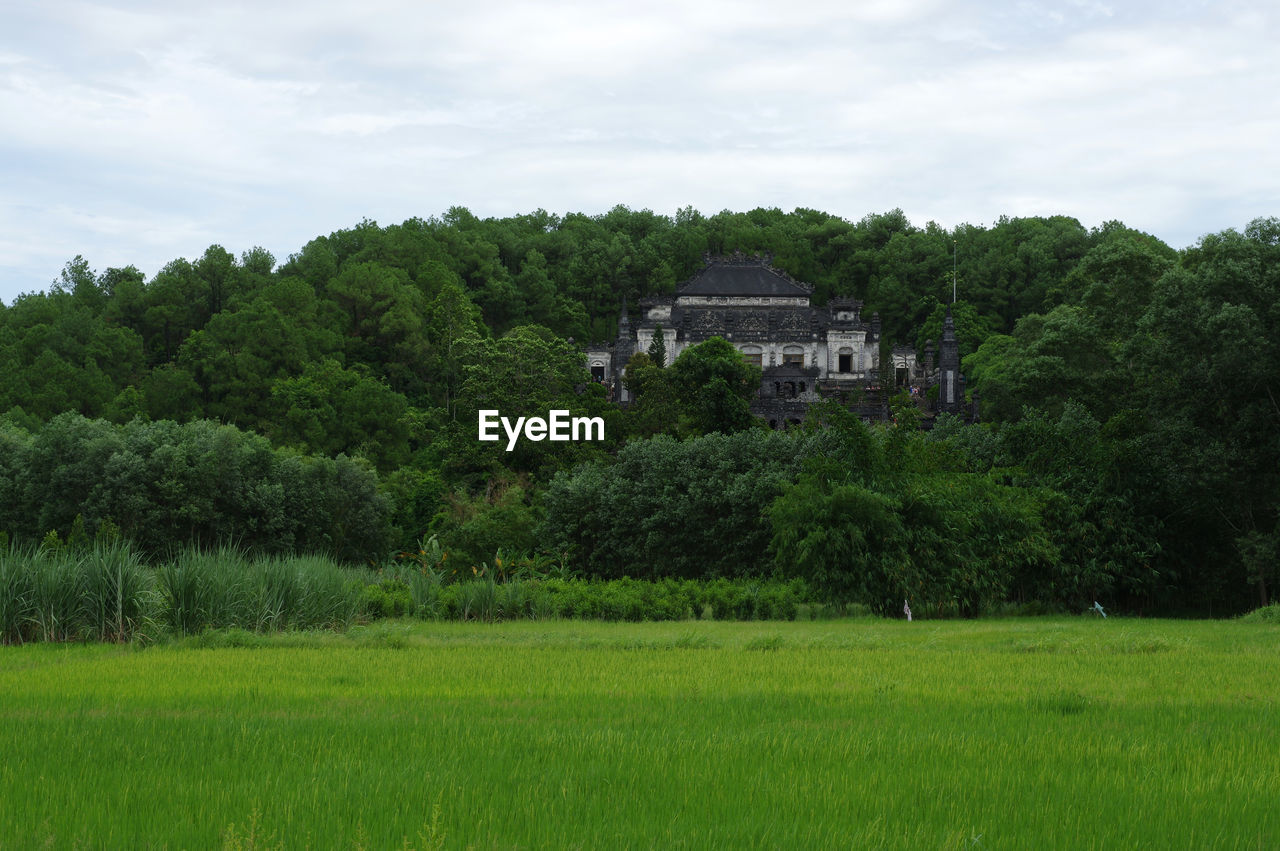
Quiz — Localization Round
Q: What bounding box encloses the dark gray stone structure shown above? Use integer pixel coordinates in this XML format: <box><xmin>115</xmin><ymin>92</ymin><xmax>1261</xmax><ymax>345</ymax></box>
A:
<box><xmin>586</xmin><ymin>253</ymin><xmax>974</xmax><ymax>425</ymax></box>
<box><xmin>938</xmin><ymin>306</ymin><xmax>962</xmax><ymax>414</ymax></box>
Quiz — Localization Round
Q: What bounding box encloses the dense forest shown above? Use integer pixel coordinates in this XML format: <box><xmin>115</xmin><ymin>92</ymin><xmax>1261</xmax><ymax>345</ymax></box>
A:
<box><xmin>1</xmin><ymin>206</ymin><xmax>1276</xmax><ymax>616</ymax></box>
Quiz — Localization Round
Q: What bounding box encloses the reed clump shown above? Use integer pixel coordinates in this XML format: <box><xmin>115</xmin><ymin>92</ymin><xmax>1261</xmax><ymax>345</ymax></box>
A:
<box><xmin>1</xmin><ymin>542</ymin><xmax>363</xmax><ymax>643</ymax></box>
<box><xmin>0</xmin><ymin>540</ymin><xmax>156</xmax><ymax>643</ymax></box>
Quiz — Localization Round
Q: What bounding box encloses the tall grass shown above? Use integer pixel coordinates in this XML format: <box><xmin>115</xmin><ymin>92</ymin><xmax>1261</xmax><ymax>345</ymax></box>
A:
<box><xmin>76</xmin><ymin>540</ymin><xmax>155</xmax><ymax>641</ymax></box>
<box><xmin>155</xmin><ymin>547</ymin><xmax>361</xmax><ymax>634</ymax></box>
<box><xmin>0</xmin><ymin>542</ymin><xmax>156</xmax><ymax>643</ymax></box>
<box><xmin>1</xmin><ymin>544</ymin><xmax>361</xmax><ymax>643</ymax></box>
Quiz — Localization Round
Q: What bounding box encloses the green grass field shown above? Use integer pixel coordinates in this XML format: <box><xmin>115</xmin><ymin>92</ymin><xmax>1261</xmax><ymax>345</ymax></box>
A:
<box><xmin>1</xmin><ymin>617</ymin><xmax>1277</xmax><ymax>849</ymax></box>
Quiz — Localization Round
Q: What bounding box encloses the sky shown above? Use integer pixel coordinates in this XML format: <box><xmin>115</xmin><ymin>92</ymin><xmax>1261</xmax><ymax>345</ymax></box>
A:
<box><xmin>1</xmin><ymin>0</ymin><xmax>1277</xmax><ymax>304</ymax></box>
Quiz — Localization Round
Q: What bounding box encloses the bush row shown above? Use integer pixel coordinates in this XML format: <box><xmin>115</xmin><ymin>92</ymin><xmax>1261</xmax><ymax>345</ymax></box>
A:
<box><xmin>0</xmin><ymin>545</ymin><xmax>812</xmax><ymax>643</ymax></box>
<box><xmin>376</xmin><ymin>571</ymin><xmax>808</xmax><ymax>623</ymax></box>
<box><xmin>539</xmin><ymin>429</ymin><xmax>846</xmax><ymax>580</ymax></box>
<box><xmin>0</xmin><ymin>414</ymin><xmax>390</xmax><ymax>562</ymax></box>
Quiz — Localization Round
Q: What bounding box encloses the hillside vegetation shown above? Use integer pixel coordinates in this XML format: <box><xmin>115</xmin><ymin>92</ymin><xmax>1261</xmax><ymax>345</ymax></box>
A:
<box><xmin>2</xmin><ymin>207</ymin><xmax>1277</xmax><ymax>615</ymax></box>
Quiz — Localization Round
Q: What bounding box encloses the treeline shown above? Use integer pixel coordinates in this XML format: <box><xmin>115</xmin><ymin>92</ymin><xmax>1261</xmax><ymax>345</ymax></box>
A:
<box><xmin>0</xmin><ymin>206</ymin><xmax>1276</xmax><ymax>615</ymax></box>
<box><xmin>541</xmin><ymin>404</ymin><xmax>1145</xmax><ymax>616</ymax></box>
<box><xmin>0</xmin><ymin>415</ymin><xmax>387</xmax><ymax>562</ymax></box>
<box><xmin>960</xmin><ymin>219</ymin><xmax>1280</xmax><ymax>613</ymax></box>
<box><xmin>0</xmin><ymin>207</ymin><xmax>1148</xmax><ymax>437</ymax></box>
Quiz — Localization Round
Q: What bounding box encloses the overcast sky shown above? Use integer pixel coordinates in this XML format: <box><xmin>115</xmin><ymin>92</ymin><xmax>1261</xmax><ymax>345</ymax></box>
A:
<box><xmin>1</xmin><ymin>0</ymin><xmax>1276</xmax><ymax>304</ymax></box>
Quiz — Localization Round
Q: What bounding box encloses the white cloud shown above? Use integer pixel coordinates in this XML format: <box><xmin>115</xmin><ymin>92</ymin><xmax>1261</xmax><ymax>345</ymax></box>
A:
<box><xmin>1</xmin><ymin>0</ymin><xmax>1277</xmax><ymax>302</ymax></box>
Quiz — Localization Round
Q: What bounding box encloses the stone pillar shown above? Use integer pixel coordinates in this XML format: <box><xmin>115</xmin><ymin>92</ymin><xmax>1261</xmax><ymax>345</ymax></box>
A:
<box><xmin>939</xmin><ymin>307</ymin><xmax>960</xmax><ymax>413</ymax></box>
<box><xmin>614</xmin><ymin>299</ymin><xmax>635</xmax><ymax>404</ymax></box>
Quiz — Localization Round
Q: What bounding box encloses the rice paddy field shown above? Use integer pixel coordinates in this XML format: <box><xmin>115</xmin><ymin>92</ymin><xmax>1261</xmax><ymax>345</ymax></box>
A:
<box><xmin>1</xmin><ymin>617</ymin><xmax>1277</xmax><ymax>850</ymax></box>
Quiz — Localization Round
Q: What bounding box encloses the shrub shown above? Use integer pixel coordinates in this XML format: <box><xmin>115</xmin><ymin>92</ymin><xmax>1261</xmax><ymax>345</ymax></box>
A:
<box><xmin>0</xmin><ymin>546</ymin><xmax>38</xmax><ymax>643</ymax></box>
<box><xmin>1239</xmin><ymin>603</ymin><xmax>1280</xmax><ymax>623</ymax></box>
<box><xmin>437</xmin><ymin>584</ymin><xmax>462</xmax><ymax>620</ymax></box>
<box><xmin>361</xmin><ymin>579</ymin><xmax>413</xmax><ymax>619</ymax></box>
<box><xmin>541</xmin><ymin>429</ymin><xmax>847</xmax><ymax>580</ymax></box>
<box><xmin>157</xmin><ymin>547</ymin><xmax>252</xmax><ymax>634</ymax></box>
<box><xmin>284</xmin><ymin>555</ymin><xmax>363</xmax><ymax>629</ymax></box>
<box><xmin>529</xmin><ymin>583</ymin><xmax>558</xmax><ymax>620</ymax></box>
<box><xmin>497</xmin><ymin>581</ymin><xmax>533</xmax><ymax>620</ymax></box>
<box><xmin>2</xmin><ymin>414</ymin><xmax>391</xmax><ymax>563</ymax></box>
<box><xmin>3</xmin><ymin>555</ymin><xmax>813</xmax><ymax>640</ymax></box>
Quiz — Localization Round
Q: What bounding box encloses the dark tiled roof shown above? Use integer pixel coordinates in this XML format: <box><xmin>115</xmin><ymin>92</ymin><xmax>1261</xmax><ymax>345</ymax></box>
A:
<box><xmin>678</xmin><ymin>262</ymin><xmax>812</xmax><ymax>298</ymax></box>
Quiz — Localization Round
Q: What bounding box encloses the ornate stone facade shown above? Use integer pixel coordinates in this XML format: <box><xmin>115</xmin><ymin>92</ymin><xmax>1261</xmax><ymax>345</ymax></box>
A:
<box><xmin>587</xmin><ymin>253</ymin><xmax>970</xmax><ymax>426</ymax></box>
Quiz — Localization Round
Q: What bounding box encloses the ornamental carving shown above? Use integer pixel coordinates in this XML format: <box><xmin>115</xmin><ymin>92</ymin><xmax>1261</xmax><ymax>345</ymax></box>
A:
<box><xmin>779</xmin><ymin>312</ymin><xmax>807</xmax><ymax>331</ymax></box>
<box><xmin>693</xmin><ymin>311</ymin><xmax>721</xmax><ymax>332</ymax></box>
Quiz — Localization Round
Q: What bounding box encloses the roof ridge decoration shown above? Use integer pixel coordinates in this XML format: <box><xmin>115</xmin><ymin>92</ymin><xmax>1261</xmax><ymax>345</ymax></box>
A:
<box><xmin>677</xmin><ymin>251</ymin><xmax>814</xmax><ymax>296</ymax></box>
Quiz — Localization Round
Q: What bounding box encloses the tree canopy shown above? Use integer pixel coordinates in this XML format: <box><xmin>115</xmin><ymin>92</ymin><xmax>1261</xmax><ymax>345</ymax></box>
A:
<box><xmin>2</xmin><ymin>207</ymin><xmax>1276</xmax><ymax>615</ymax></box>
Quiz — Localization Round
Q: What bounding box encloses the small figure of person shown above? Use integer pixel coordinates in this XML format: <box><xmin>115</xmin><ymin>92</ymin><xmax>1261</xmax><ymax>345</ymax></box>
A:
<box><xmin>903</xmin><ymin>599</ymin><xmax>912</xmax><ymax>622</ymax></box>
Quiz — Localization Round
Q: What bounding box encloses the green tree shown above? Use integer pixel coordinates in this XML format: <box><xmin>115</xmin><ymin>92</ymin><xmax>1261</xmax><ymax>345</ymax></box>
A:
<box><xmin>1126</xmin><ymin>220</ymin><xmax>1280</xmax><ymax>609</ymax></box>
<box><xmin>270</xmin><ymin>359</ymin><xmax>412</xmax><ymax>472</ymax></box>
<box><xmin>914</xmin><ymin>300</ymin><xmax>998</xmax><ymax>360</ymax></box>
<box><xmin>143</xmin><ymin>258</ymin><xmax>207</xmax><ymax>362</ymax></box>
<box><xmin>769</xmin><ymin>473</ymin><xmax>906</xmax><ymax>607</ymax></box>
<box><xmin>541</xmin><ymin>429</ymin><xmax>839</xmax><ymax>579</ymax></box>
<box><xmin>769</xmin><ymin>419</ymin><xmax>1055</xmax><ymax>615</ymax></box>
<box><xmin>647</xmin><ymin>323</ymin><xmax>667</xmax><ymax>367</ymax></box>
<box><xmin>422</xmin><ymin>278</ymin><xmax>486</xmax><ymax>417</ymax></box>
<box><xmin>431</xmin><ymin>478</ymin><xmax>539</xmax><ymax>570</ymax></box>
<box><xmin>963</xmin><ymin>305</ymin><xmax>1120</xmax><ymax>423</ymax></box>
<box><xmin>667</xmin><ymin>337</ymin><xmax>761</xmax><ymax>435</ymax></box>
<box><xmin>1</xmin><ymin>414</ymin><xmax>389</xmax><ymax>562</ymax></box>
<box><xmin>622</xmin><ymin>352</ymin><xmax>682</xmax><ymax>439</ymax></box>
<box><xmin>0</xmin><ymin>289</ymin><xmax>144</xmax><ymax>420</ymax></box>
<box><xmin>447</xmin><ymin>325</ymin><xmax>616</xmax><ymax>479</ymax></box>
<box><xmin>323</xmin><ymin>260</ymin><xmax>429</xmax><ymax>395</ymax></box>
<box><xmin>175</xmin><ymin>293</ymin><xmax>333</xmax><ymax>431</ymax></box>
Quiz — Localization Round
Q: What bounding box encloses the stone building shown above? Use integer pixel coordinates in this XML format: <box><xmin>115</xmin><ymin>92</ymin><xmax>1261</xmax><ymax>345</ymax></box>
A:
<box><xmin>587</xmin><ymin>253</ymin><xmax>966</xmax><ymax>426</ymax></box>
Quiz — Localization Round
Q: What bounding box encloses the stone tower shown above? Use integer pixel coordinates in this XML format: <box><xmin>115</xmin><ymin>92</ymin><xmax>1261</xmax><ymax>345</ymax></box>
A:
<box><xmin>613</xmin><ymin>298</ymin><xmax>635</xmax><ymax>403</ymax></box>
<box><xmin>938</xmin><ymin>306</ymin><xmax>961</xmax><ymax>413</ymax></box>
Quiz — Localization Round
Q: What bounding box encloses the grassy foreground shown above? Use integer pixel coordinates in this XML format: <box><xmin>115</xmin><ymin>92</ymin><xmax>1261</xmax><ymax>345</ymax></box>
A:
<box><xmin>1</xmin><ymin>618</ymin><xmax>1277</xmax><ymax>849</ymax></box>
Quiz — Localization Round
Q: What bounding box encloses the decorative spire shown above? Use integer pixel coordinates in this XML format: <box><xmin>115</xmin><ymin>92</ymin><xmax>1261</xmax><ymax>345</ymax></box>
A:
<box><xmin>942</xmin><ymin>305</ymin><xmax>956</xmax><ymax>342</ymax></box>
